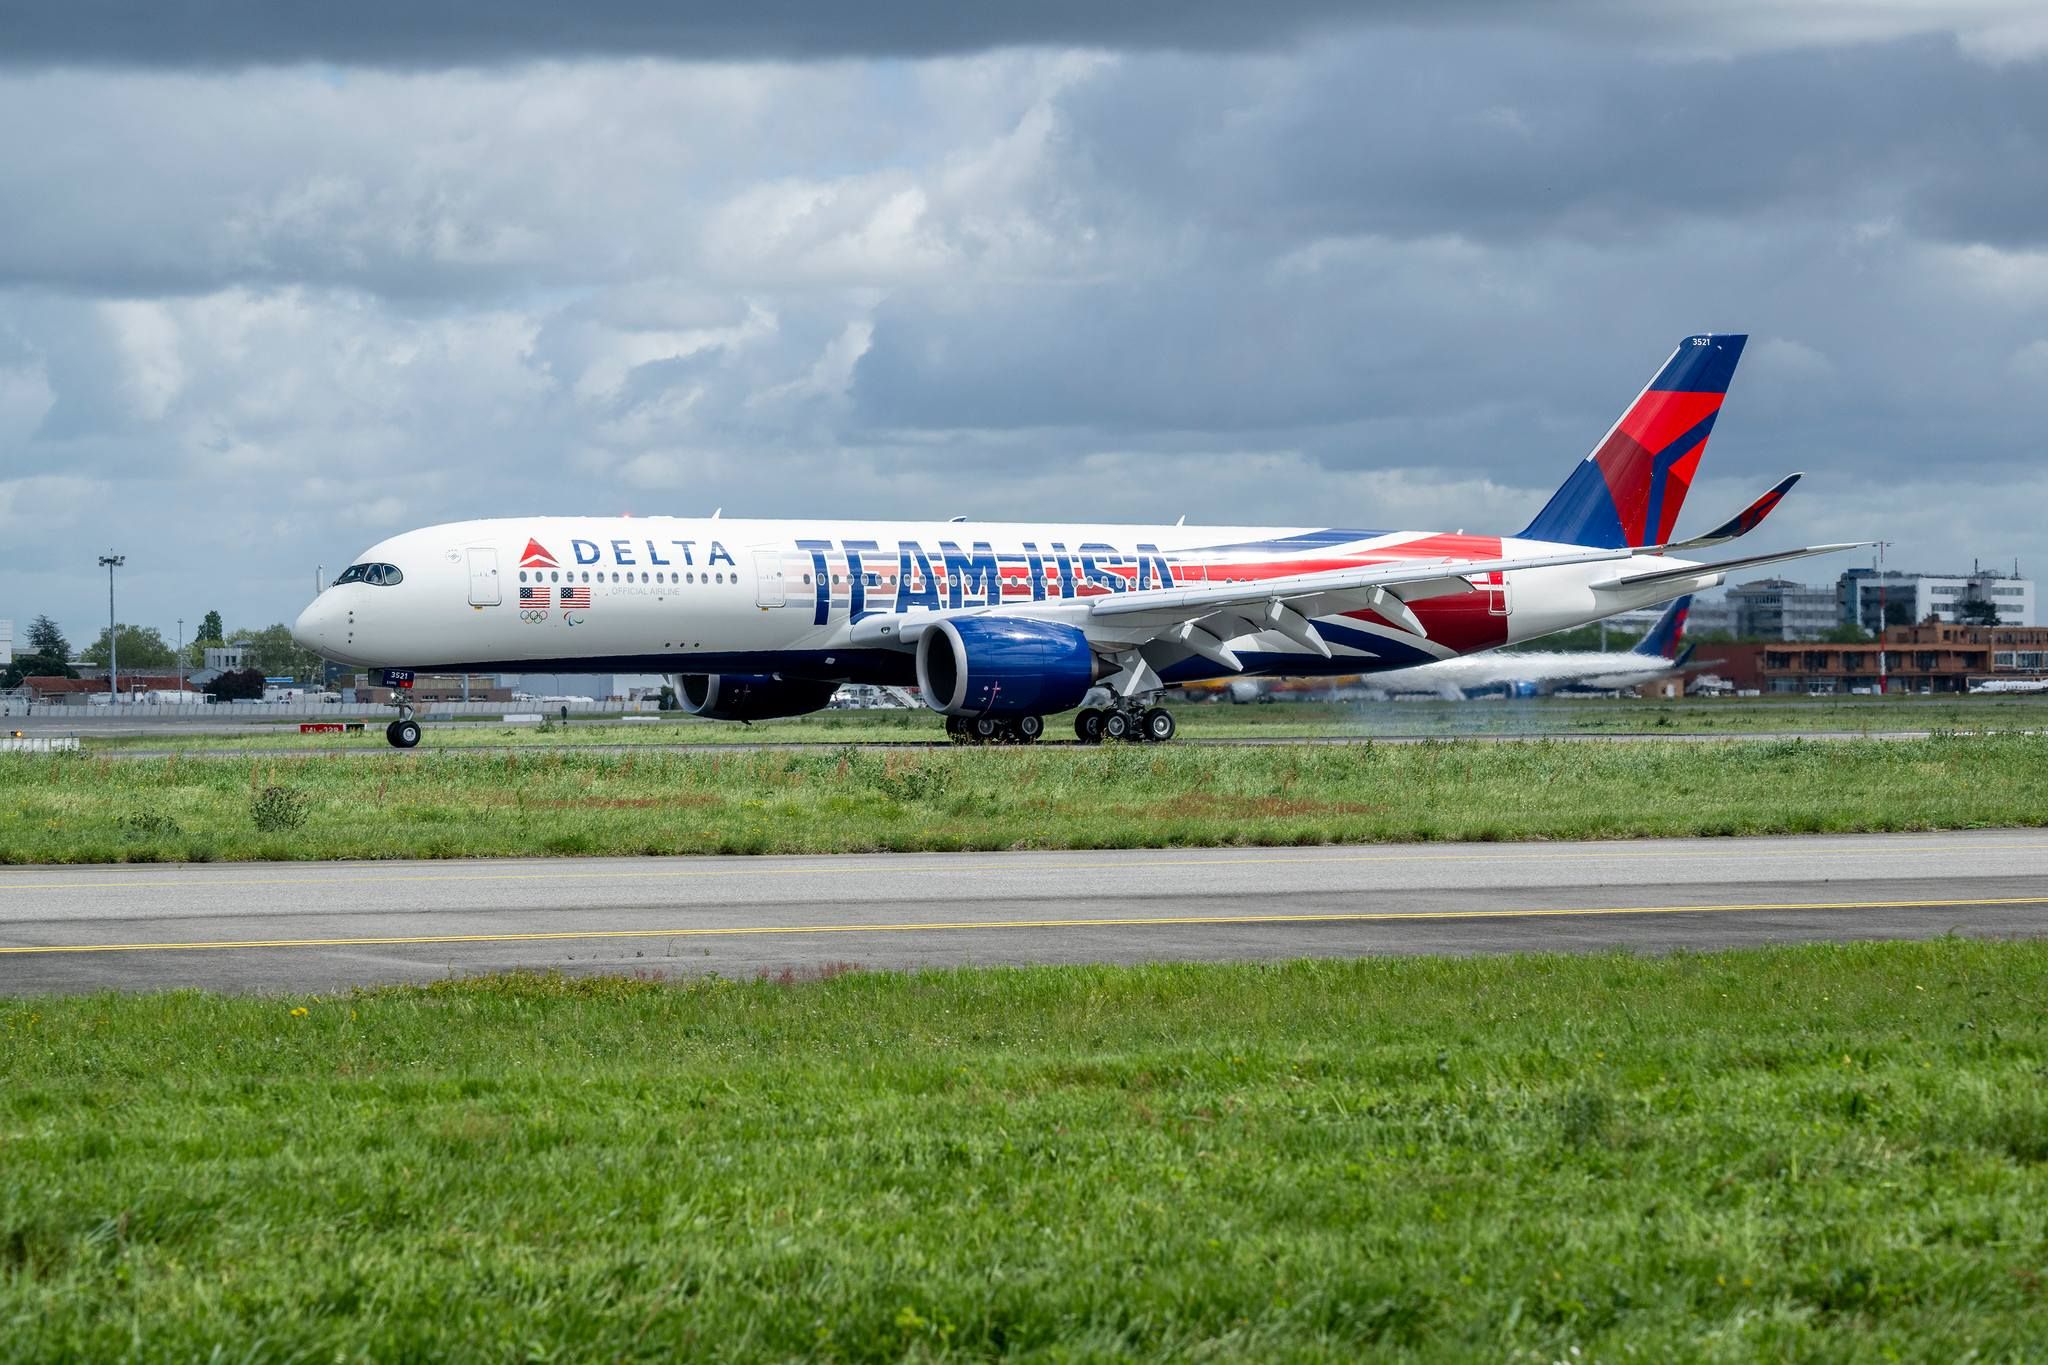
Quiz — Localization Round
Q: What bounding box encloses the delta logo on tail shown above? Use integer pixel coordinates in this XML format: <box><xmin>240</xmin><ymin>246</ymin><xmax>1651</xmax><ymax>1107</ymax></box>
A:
<box><xmin>1630</xmin><ymin>594</ymin><xmax>1693</xmax><ymax>659</ymax></box>
<box><xmin>519</xmin><ymin>539</ymin><xmax>558</xmax><ymax>569</ymax></box>
<box><xmin>1521</xmin><ymin>334</ymin><xmax>1745</xmax><ymax>550</ymax></box>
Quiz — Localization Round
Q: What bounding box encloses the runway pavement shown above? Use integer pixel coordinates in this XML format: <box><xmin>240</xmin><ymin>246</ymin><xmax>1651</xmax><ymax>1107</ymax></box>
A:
<box><xmin>3</xmin><ymin>830</ymin><xmax>2047</xmax><ymax>993</ymax></box>
<box><xmin>9</xmin><ymin>730</ymin><xmax>1989</xmax><ymax>759</ymax></box>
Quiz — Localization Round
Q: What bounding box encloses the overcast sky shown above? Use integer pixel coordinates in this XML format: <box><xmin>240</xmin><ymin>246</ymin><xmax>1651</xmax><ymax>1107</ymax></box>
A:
<box><xmin>4</xmin><ymin>2</ymin><xmax>2046</xmax><ymax>645</ymax></box>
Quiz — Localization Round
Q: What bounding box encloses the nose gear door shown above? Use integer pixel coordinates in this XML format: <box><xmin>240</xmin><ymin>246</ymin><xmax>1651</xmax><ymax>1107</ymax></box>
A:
<box><xmin>467</xmin><ymin>547</ymin><xmax>501</xmax><ymax>606</ymax></box>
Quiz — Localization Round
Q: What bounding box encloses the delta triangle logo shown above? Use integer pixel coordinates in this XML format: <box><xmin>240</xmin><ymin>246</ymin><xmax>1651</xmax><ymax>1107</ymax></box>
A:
<box><xmin>519</xmin><ymin>538</ymin><xmax>558</xmax><ymax>569</ymax></box>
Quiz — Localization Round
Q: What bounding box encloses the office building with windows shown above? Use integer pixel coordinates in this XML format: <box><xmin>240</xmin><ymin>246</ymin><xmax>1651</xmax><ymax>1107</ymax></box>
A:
<box><xmin>1838</xmin><ymin>567</ymin><xmax>2035</xmax><ymax>630</ymax></box>
<box><xmin>1725</xmin><ymin>578</ymin><xmax>1840</xmax><ymax>640</ymax></box>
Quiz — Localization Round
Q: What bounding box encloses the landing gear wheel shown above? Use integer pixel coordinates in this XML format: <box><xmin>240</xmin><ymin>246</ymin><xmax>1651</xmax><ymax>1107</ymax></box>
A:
<box><xmin>1102</xmin><ymin>710</ymin><xmax>1133</xmax><ymax>742</ymax></box>
<box><xmin>1074</xmin><ymin>708</ymin><xmax>1104</xmax><ymax>744</ymax></box>
<box><xmin>388</xmin><ymin>719</ymin><xmax>422</xmax><ymax>749</ymax></box>
<box><xmin>971</xmin><ymin>716</ymin><xmax>1005</xmax><ymax>744</ymax></box>
<box><xmin>945</xmin><ymin>716</ymin><xmax>969</xmax><ymax>743</ymax></box>
<box><xmin>1014</xmin><ymin>714</ymin><xmax>1044</xmax><ymax>743</ymax></box>
<box><xmin>1142</xmin><ymin>707</ymin><xmax>1176</xmax><ymax>743</ymax></box>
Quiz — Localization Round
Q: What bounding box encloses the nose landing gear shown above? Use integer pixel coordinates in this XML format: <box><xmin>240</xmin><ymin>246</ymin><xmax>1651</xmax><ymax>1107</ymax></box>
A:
<box><xmin>385</xmin><ymin>708</ymin><xmax>422</xmax><ymax>749</ymax></box>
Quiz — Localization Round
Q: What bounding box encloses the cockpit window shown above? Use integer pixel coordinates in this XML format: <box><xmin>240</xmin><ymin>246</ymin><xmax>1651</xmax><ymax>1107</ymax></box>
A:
<box><xmin>333</xmin><ymin>562</ymin><xmax>403</xmax><ymax>587</ymax></box>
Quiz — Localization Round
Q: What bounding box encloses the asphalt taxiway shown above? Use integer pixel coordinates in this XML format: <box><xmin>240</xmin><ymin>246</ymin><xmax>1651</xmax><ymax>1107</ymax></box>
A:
<box><xmin>3</xmin><ymin>830</ymin><xmax>2046</xmax><ymax>993</ymax></box>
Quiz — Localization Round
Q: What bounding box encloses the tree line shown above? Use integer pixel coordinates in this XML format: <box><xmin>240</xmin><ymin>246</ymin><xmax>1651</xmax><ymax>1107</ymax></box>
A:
<box><xmin>3</xmin><ymin>612</ymin><xmax>328</xmax><ymax>692</ymax></box>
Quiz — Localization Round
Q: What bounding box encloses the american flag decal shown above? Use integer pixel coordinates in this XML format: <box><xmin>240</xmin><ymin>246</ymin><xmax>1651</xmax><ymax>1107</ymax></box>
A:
<box><xmin>560</xmin><ymin>586</ymin><xmax>592</xmax><ymax>609</ymax></box>
<box><xmin>520</xmin><ymin>586</ymin><xmax>551</xmax><ymax>608</ymax></box>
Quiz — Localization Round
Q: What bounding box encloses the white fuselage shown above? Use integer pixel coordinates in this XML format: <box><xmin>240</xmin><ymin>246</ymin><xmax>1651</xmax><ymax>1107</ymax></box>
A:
<box><xmin>1362</xmin><ymin>650</ymin><xmax>1686</xmax><ymax>699</ymax></box>
<box><xmin>293</xmin><ymin>516</ymin><xmax>1710</xmax><ymax>693</ymax></box>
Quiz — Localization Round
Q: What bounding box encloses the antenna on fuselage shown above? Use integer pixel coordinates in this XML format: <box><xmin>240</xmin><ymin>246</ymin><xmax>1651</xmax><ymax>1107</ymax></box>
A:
<box><xmin>1175</xmin><ymin>514</ymin><xmax>1185</xmax><ymax>526</ymax></box>
<box><xmin>711</xmin><ymin>507</ymin><xmax>722</xmax><ymax>519</ymax></box>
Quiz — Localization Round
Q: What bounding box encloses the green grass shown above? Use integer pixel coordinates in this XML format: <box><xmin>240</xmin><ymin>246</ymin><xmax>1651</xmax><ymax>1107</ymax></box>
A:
<box><xmin>3</xmin><ymin>940</ymin><xmax>2045</xmax><ymax>1359</ymax></box>
<box><xmin>64</xmin><ymin>692</ymin><xmax>2048</xmax><ymax>753</ymax></box>
<box><xmin>5</xmin><ymin>732</ymin><xmax>2047</xmax><ymax>864</ymax></box>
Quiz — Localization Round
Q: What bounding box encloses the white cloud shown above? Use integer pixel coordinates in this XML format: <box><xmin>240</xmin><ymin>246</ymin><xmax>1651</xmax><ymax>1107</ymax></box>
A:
<box><xmin>0</xmin><ymin>474</ymin><xmax>108</xmax><ymax>531</ymax></box>
<box><xmin>99</xmin><ymin>300</ymin><xmax>185</xmax><ymax>419</ymax></box>
<box><xmin>0</xmin><ymin>358</ymin><xmax>54</xmax><ymax>445</ymax></box>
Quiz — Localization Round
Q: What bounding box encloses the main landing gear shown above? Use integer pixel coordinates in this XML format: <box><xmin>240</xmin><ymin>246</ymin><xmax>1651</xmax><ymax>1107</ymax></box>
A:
<box><xmin>385</xmin><ymin>707</ymin><xmax>422</xmax><ymax>749</ymax></box>
<box><xmin>945</xmin><ymin>697</ymin><xmax>1179</xmax><ymax>745</ymax></box>
<box><xmin>945</xmin><ymin>714</ymin><xmax>1045</xmax><ymax>745</ymax></box>
<box><xmin>1073</xmin><ymin>699</ymin><xmax>1176</xmax><ymax>745</ymax></box>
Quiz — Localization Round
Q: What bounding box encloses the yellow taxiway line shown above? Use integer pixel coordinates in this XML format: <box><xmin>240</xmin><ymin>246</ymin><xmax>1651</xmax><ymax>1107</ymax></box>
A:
<box><xmin>4</xmin><ymin>895</ymin><xmax>2046</xmax><ymax>956</ymax></box>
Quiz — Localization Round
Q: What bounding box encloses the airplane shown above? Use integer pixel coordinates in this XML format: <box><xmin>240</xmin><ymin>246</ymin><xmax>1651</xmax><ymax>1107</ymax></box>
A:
<box><xmin>292</xmin><ymin>333</ymin><xmax>1869</xmax><ymax>748</ymax></box>
<box><xmin>1363</xmin><ymin>594</ymin><xmax>1700</xmax><ymax>699</ymax></box>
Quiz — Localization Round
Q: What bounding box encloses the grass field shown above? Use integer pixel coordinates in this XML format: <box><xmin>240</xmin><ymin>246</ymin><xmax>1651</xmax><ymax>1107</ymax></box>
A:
<box><xmin>2</xmin><ymin>732</ymin><xmax>2046</xmax><ymax>864</ymax></box>
<box><xmin>3</xmin><ymin>939</ymin><xmax>2044</xmax><ymax>1359</ymax></box>
<box><xmin>60</xmin><ymin>692</ymin><xmax>2048</xmax><ymax>753</ymax></box>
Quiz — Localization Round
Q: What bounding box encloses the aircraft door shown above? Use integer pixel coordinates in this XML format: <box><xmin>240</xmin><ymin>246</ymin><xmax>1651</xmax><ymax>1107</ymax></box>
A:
<box><xmin>754</xmin><ymin>549</ymin><xmax>788</xmax><ymax>608</ymax></box>
<box><xmin>467</xmin><ymin>547</ymin><xmax>501</xmax><ymax>607</ymax></box>
<box><xmin>1482</xmin><ymin>570</ymin><xmax>1510</xmax><ymax>617</ymax></box>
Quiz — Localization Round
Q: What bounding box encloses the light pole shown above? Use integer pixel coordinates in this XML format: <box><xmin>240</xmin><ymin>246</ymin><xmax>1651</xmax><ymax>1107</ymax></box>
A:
<box><xmin>98</xmin><ymin>553</ymin><xmax>124</xmax><ymax>700</ymax></box>
<box><xmin>177</xmin><ymin>617</ymin><xmax>185</xmax><ymax>695</ymax></box>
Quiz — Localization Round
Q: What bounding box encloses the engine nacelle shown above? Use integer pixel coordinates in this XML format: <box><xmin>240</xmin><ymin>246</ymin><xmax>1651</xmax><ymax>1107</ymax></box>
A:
<box><xmin>674</xmin><ymin>673</ymin><xmax>837</xmax><ymax>721</ymax></box>
<box><xmin>915</xmin><ymin>618</ymin><xmax>1107</xmax><ymax>718</ymax></box>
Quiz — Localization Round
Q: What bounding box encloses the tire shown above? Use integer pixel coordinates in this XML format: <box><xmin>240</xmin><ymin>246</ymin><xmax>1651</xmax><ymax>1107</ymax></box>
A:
<box><xmin>945</xmin><ymin>715</ymin><xmax>969</xmax><ymax>742</ymax></box>
<box><xmin>971</xmin><ymin>716</ymin><xmax>1005</xmax><ymax>744</ymax></box>
<box><xmin>1073</xmin><ymin>708</ymin><xmax>1104</xmax><ymax>744</ymax></box>
<box><xmin>1102</xmin><ymin>710</ymin><xmax>1132</xmax><ymax>742</ymax></box>
<box><xmin>384</xmin><ymin>720</ymin><xmax>401</xmax><ymax>746</ymax></box>
<box><xmin>392</xmin><ymin>719</ymin><xmax>423</xmax><ymax>749</ymax></box>
<box><xmin>1143</xmin><ymin>707</ymin><xmax>1176</xmax><ymax>743</ymax></box>
<box><xmin>1014</xmin><ymin>714</ymin><xmax>1044</xmax><ymax>743</ymax></box>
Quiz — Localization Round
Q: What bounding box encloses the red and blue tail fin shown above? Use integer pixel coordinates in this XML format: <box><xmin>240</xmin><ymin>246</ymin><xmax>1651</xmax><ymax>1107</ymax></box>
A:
<box><xmin>1630</xmin><ymin>594</ymin><xmax>1692</xmax><ymax>659</ymax></box>
<box><xmin>1520</xmin><ymin>334</ymin><xmax>1747</xmax><ymax>548</ymax></box>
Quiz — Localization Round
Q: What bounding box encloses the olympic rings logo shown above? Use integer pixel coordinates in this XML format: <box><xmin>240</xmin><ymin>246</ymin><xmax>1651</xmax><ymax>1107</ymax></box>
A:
<box><xmin>519</xmin><ymin>610</ymin><xmax>550</xmax><ymax>624</ymax></box>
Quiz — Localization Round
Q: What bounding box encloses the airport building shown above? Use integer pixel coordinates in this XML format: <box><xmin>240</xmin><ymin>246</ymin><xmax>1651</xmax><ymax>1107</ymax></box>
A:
<box><xmin>10</xmin><ymin>673</ymin><xmax>194</xmax><ymax>703</ymax></box>
<box><xmin>1699</xmin><ymin>621</ymin><xmax>2048</xmax><ymax>694</ymax></box>
<box><xmin>1725</xmin><ymin>578</ymin><xmax>1841</xmax><ymax>640</ymax></box>
<box><xmin>347</xmin><ymin>673</ymin><xmax>513</xmax><ymax>703</ymax></box>
<box><xmin>1837</xmin><ymin>566</ymin><xmax>2034</xmax><ymax>630</ymax></box>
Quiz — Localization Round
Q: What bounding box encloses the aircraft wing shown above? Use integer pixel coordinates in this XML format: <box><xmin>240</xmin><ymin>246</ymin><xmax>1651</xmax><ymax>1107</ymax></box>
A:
<box><xmin>847</xmin><ymin>545</ymin><xmax>1629</xmax><ymax>668</ymax></box>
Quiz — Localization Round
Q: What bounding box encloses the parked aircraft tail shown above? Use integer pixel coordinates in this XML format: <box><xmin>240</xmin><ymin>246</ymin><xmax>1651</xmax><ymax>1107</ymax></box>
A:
<box><xmin>1520</xmin><ymin>334</ymin><xmax>1747</xmax><ymax>549</ymax></box>
<box><xmin>1630</xmin><ymin>594</ymin><xmax>1693</xmax><ymax>659</ymax></box>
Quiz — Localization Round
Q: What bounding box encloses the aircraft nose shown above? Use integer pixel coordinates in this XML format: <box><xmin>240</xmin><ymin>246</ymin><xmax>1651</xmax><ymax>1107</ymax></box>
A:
<box><xmin>293</xmin><ymin>595</ymin><xmax>338</xmax><ymax>656</ymax></box>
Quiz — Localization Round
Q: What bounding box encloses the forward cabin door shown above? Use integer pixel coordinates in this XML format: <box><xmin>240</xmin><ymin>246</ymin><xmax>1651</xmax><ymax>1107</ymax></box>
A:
<box><xmin>754</xmin><ymin>549</ymin><xmax>788</xmax><ymax>608</ymax></box>
<box><xmin>467</xmin><ymin>547</ymin><xmax>501</xmax><ymax>606</ymax></box>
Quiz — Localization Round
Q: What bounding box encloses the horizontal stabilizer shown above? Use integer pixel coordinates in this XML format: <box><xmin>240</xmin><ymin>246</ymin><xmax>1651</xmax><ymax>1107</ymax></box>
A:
<box><xmin>1592</xmin><ymin>541</ymin><xmax>1873</xmax><ymax>593</ymax></box>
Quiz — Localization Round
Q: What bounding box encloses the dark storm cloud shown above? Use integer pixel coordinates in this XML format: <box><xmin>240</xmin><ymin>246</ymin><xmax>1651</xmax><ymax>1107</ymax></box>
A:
<box><xmin>0</xmin><ymin>0</ymin><xmax>1375</xmax><ymax>67</ymax></box>
<box><xmin>1066</xmin><ymin>34</ymin><xmax>2048</xmax><ymax>248</ymax></box>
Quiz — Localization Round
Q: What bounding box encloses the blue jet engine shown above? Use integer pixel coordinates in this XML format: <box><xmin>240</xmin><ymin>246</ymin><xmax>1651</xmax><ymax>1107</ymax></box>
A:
<box><xmin>915</xmin><ymin>618</ymin><xmax>1110</xmax><ymax>718</ymax></box>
